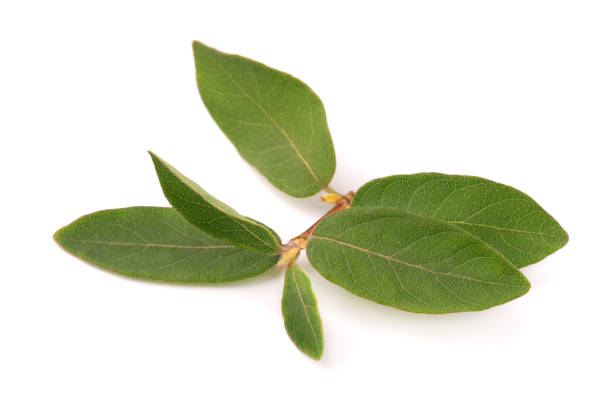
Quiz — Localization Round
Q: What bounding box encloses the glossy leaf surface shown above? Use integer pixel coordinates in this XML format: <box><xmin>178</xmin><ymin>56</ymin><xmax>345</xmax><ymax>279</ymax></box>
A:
<box><xmin>193</xmin><ymin>41</ymin><xmax>336</xmax><ymax>197</ymax></box>
<box><xmin>352</xmin><ymin>174</ymin><xmax>568</xmax><ymax>267</ymax></box>
<box><xmin>282</xmin><ymin>264</ymin><xmax>324</xmax><ymax>360</ymax></box>
<box><xmin>54</xmin><ymin>207</ymin><xmax>279</xmax><ymax>283</ymax></box>
<box><xmin>150</xmin><ymin>152</ymin><xmax>281</xmax><ymax>254</ymax></box>
<box><xmin>307</xmin><ymin>207</ymin><xmax>530</xmax><ymax>313</ymax></box>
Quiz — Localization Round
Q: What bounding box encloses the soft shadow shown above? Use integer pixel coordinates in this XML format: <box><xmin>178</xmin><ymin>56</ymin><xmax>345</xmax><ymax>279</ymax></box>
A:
<box><xmin>247</xmin><ymin>166</ymin><xmax>329</xmax><ymax>216</ymax></box>
<box><xmin>519</xmin><ymin>260</ymin><xmax>554</xmax><ymax>288</ymax></box>
<box><xmin>330</xmin><ymin>154</ymin><xmax>371</xmax><ymax>195</ymax></box>
<box><xmin>299</xmin><ymin>260</ymin><xmax>525</xmax><ymax>345</ymax></box>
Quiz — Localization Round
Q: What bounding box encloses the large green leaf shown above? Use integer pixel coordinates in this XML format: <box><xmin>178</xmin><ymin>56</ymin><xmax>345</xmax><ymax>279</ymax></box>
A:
<box><xmin>282</xmin><ymin>264</ymin><xmax>324</xmax><ymax>360</ymax></box>
<box><xmin>54</xmin><ymin>207</ymin><xmax>279</xmax><ymax>283</ymax></box>
<box><xmin>149</xmin><ymin>152</ymin><xmax>281</xmax><ymax>254</ymax></box>
<box><xmin>352</xmin><ymin>174</ymin><xmax>568</xmax><ymax>267</ymax></box>
<box><xmin>192</xmin><ymin>41</ymin><xmax>336</xmax><ymax>197</ymax></box>
<box><xmin>306</xmin><ymin>207</ymin><xmax>530</xmax><ymax>313</ymax></box>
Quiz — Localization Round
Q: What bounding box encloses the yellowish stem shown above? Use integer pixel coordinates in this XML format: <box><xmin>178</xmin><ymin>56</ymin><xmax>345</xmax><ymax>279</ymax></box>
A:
<box><xmin>275</xmin><ymin>191</ymin><xmax>354</xmax><ymax>268</ymax></box>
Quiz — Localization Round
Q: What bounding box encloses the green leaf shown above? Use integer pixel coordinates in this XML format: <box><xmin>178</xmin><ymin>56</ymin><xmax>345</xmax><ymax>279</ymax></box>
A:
<box><xmin>54</xmin><ymin>207</ymin><xmax>279</xmax><ymax>283</ymax></box>
<box><xmin>192</xmin><ymin>41</ymin><xmax>336</xmax><ymax>197</ymax></box>
<box><xmin>282</xmin><ymin>264</ymin><xmax>324</xmax><ymax>359</ymax></box>
<box><xmin>306</xmin><ymin>207</ymin><xmax>530</xmax><ymax>313</ymax></box>
<box><xmin>149</xmin><ymin>151</ymin><xmax>281</xmax><ymax>254</ymax></box>
<box><xmin>352</xmin><ymin>174</ymin><xmax>568</xmax><ymax>267</ymax></box>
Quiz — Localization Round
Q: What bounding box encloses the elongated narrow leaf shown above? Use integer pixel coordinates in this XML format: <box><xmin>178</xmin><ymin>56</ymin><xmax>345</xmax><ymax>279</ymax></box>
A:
<box><xmin>307</xmin><ymin>207</ymin><xmax>530</xmax><ymax>313</ymax></box>
<box><xmin>54</xmin><ymin>207</ymin><xmax>279</xmax><ymax>283</ymax></box>
<box><xmin>192</xmin><ymin>41</ymin><xmax>336</xmax><ymax>197</ymax></box>
<box><xmin>282</xmin><ymin>264</ymin><xmax>324</xmax><ymax>359</ymax></box>
<box><xmin>149</xmin><ymin>152</ymin><xmax>281</xmax><ymax>254</ymax></box>
<box><xmin>352</xmin><ymin>174</ymin><xmax>568</xmax><ymax>267</ymax></box>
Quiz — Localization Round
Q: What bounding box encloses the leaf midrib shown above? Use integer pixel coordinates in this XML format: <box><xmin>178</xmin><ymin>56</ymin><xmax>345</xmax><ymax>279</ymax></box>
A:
<box><xmin>311</xmin><ymin>235</ymin><xmax>525</xmax><ymax>288</ymax></box>
<box><xmin>289</xmin><ymin>267</ymin><xmax>320</xmax><ymax>351</ymax></box>
<box><xmin>450</xmin><ymin>220</ymin><xmax>559</xmax><ymax>238</ymax></box>
<box><xmin>72</xmin><ymin>239</ymin><xmax>236</xmax><ymax>250</ymax></box>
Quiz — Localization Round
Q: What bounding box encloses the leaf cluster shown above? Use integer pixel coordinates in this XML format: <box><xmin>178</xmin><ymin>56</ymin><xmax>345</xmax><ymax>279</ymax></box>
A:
<box><xmin>55</xmin><ymin>42</ymin><xmax>568</xmax><ymax>359</ymax></box>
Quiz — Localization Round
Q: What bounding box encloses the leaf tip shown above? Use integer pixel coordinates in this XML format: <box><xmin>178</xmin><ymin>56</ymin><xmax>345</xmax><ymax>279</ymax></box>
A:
<box><xmin>560</xmin><ymin>227</ymin><xmax>570</xmax><ymax>247</ymax></box>
<box><xmin>147</xmin><ymin>151</ymin><xmax>164</xmax><ymax>170</ymax></box>
<box><xmin>309</xmin><ymin>346</ymin><xmax>324</xmax><ymax>360</ymax></box>
<box><xmin>514</xmin><ymin>271</ymin><xmax>531</xmax><ymax>299</ymax></box>
<box><xmin>306</xmin><ymin>352</ymin><xmax>323</xmax><ymax>361</ymax></box>
<box><xmin>52</xmin><ymin>227</ymin><xmax>63</xmax><ymax>244</ymax></box>
<box><xmin>53</xmin><ymin>224</ymin><xmax>72</xmax><ymax>253</ymax></box>
<box><xmin>523</xmin><ymin>276</ymin><xmax>531</xmax><ymax>292</ymax></box>
<box><xmin>294</xmin><ymin>334</ymin><xmax>324</xmax><ymax>361</ymax></box>
<box><xmin>192</xmin><ymin>40</ymin><xmax>213</xmax><ymax>59</ymax></box>
<box><xmin>192</xmin><ymin>40</ymin><xmax>203</xmax><ymax>56</ymax></box>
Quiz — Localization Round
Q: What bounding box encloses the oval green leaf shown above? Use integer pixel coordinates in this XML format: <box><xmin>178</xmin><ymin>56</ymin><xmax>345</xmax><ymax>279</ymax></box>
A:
<box><xmin>352</xmin><ymin>174</ymin><xmax>568</xmax><ymax>267</ymax></box>
<box><xmin>282</xmin><ymin>264</ymin><xmax>324</xmax><ymax>360</ymax></box>
<box><xmin>149</xmin><ymin>151</ymin><xmax>281</xmax><ymax>254</ymax></box>
<box><xmin>306</xmin><ymin>207</ymin><xmax>530</xmax><ymax>313</ymax></box>
<box><xmin>193</xmin><ymin>41</ymin><xmax>336</xmax><ymax>197</ymax></box>
<box><xmin>54</xmin><ymin>207</ymin><xmax>279</xmax><ymax>283</ymax></box>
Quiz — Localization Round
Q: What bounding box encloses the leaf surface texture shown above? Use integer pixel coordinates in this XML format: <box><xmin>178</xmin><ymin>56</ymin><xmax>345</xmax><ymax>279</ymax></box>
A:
<box><xmin>193</xmin><ymin>41</ymin><xmax>336</xmax><ymax>197</ymax></box>
<box><xmin>54</xmin><ymin>207</ymin><xmax>279</xmax><ymax>283</ymax></box>
<box><xmin>282</xmin><ymin>264</ymin><xmax>324</xmax><ymax>359</ymax></box>
<box><xmin>352</xmin><ymin>174</ymin><xmax>568</xmax><ymax>267</ymax></box>
<box><xmin>307</xmin><ymin>207</ymin><xmax>530</xmax><ymax>313</ymax></box>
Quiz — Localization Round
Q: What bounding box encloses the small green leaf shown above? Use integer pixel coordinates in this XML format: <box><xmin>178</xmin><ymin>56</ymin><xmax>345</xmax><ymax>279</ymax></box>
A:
<box><xmin>192</xmin><ymin>41</ymin><xmax>336</xmax><ymax>197</ymax></box>
<box><xmin>352</xmin><ymin>174</ymin><xmax>568</xmax><ymax>267</ymax></box>
<box><xmin>149</xmin><ymin>151</ymin><xmax>281</xmax><ymax>254</ymax></box>
<box><xmin>307</xmin><ymin>207</ymin><xmax>530</xmax><ymax>313</ymax></box>
<box><xmin>54</xmin><ymin>207</ymin><xmax>279</xmax><ymax>283</ymax></box>
<box><xmin>282</xmin><ymin>264</ymin><xmax>324</xmax><ymax>359</ymax></box>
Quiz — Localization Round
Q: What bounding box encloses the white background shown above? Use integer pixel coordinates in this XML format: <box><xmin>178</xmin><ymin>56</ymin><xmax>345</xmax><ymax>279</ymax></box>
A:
<box><xmin>1</xmin><ymin>1</ymin><xmax>610</xmax><ymax>414</ymax></box>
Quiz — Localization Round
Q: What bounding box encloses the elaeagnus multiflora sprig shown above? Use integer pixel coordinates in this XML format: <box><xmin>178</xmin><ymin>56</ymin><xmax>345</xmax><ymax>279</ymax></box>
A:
<box><xmin>54</xmin><ymin>42</ymin><xmax>568</xmax><ymax>360</ymax></box>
